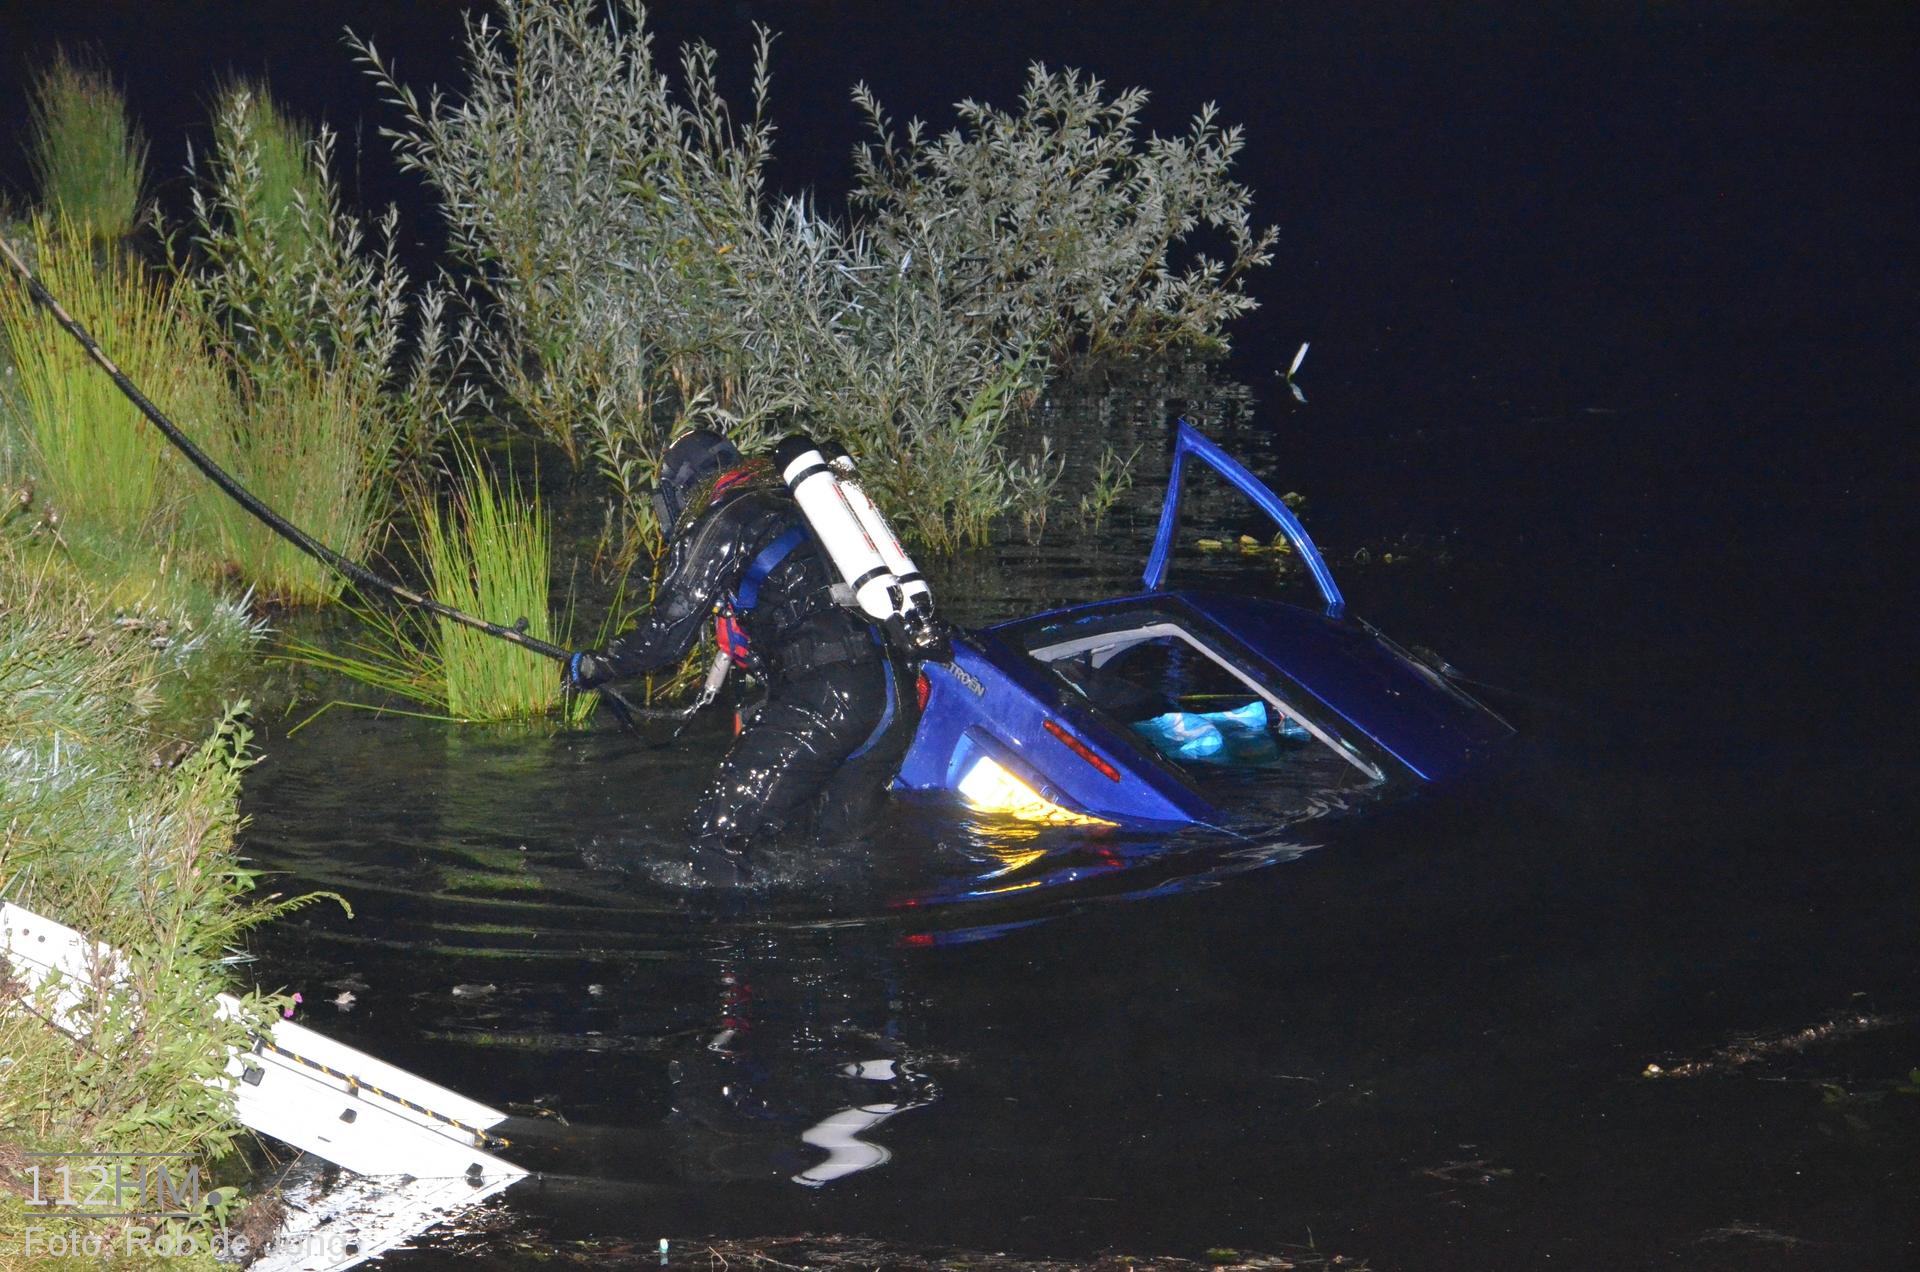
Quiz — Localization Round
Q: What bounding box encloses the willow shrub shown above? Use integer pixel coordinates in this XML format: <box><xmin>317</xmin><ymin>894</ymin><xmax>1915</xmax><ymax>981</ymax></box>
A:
<box><xmin>25</xmin><ymin>52</ymin><xmax>147</xmax><ymax>240</ymax></box>
<box><xmin>203</xmin><ymin>80</ymin><xmax>330</xmax><ymax>279</ymax></box>
<box><xmin>355</xmin><ymin>1</ymin><xmax>771</xmax><ymax>464</ymax></box>
<box><xmin>355</xmin><ymin>0</ymin><xmax>1274</xmax><ymax>551</ymax></box>
<box><xmin>852</xmin><ymin>66</ymin><xmax>1277</xmax><ymax>358</ymax></box>
<box><xmin>184</xmin><ymin>84</ymin><xmax>401</xmax><ymax>391</ymax></box>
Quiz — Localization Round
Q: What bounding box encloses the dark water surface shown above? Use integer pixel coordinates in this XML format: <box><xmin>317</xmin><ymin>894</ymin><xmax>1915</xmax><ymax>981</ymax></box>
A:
<box><xmin>241</xmin><ymin>499</ymin><xmax>1920</xmax><ymax>1271</ymax></box>
<box><xmin>4</xmin><ymin>0</ymin><xmax>1911</xmax><ymax>1266</ymax></box>
<box><xmin>239</xmin><ymin>364</ymin><xmax>1918</xmax><ymax>1271</ymax></box>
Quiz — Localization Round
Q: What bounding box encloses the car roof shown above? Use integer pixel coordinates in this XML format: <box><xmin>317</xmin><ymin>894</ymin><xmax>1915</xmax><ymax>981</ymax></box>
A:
<box><xmin>992</xmin><ymin>591</ymin><xmax>1512</xmax><ymax>783</ymax></box>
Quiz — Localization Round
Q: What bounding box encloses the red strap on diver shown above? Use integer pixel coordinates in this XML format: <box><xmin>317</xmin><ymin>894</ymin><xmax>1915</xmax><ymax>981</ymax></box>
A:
<box><xmin>710</xmin><ymin>466</ymin><xmax>754</xmax><ymax>499</ymax></box>
<box><xmin>715</xmin><ymin>611</ymin><xmax>752</xmax><ymax>667</ymax></box>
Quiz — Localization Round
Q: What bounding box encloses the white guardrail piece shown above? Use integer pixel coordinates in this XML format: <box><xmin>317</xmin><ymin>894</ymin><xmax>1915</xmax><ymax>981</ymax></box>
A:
<box><xmin>1</xmin><ymin>901</ymin><xmax>527</xmax><ymax>1270</ymax></box>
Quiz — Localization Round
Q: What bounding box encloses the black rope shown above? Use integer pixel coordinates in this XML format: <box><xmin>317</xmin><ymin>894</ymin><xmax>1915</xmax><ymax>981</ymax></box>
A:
<box><xmin>0</xmin><ymin>233</ymin><xmax>649</xmax><ymax>725</ymax></box>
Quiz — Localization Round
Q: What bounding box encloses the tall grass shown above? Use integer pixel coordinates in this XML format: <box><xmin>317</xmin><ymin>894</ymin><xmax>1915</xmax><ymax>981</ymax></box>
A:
<box><xmin>284</xmin><ymin>451</ymin><xmax>586</xmax><ymax>724</ymax></box>
<box><xmin>177</xmin><ymin>83</ymin><xmax>464</xmax><ymax>601</ymax></box>
<box><xmin>195</xmin><ymin>369</ymin><xmax>395</xmax><ymax>603</ymax></box>
<box><xmin>422</xmin><ymin>453</ymin><xmax>567</xmax><ymax>720</ymax></box>
<box><xmin>0</xmin><ymin>217</ymin><xmax>230</xmax><ymax>552</ymax></box>
<box><xmin>25</xmin><ymin>52</ymin><xmax>147</xmax><ymax>240</ymax></box>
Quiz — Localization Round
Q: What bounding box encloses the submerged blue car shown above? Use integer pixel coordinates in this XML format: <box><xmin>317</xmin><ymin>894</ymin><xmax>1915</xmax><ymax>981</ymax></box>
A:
<box><xmin>893</xmin><ymin>421</ymin><xmax>1512</xmax><ymax>830</ymax></box>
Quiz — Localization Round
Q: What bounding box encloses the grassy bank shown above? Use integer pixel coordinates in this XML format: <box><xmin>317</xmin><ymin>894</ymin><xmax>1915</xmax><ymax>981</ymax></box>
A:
<box><xmin>0</xmin><ymin>64</ymin><xmax>337</xmax><ymax>1268</ymax></box>
<box><xmin>0</xmin><ymin>500</ymin><xmax>292</xmax><ymax>1269</ymax></box>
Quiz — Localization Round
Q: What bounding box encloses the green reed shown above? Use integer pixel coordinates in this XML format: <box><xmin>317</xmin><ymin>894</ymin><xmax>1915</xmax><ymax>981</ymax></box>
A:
<box><xmin>196</xmin><ymin>364</ymin><xmax>396</xmax><ymax>604</ymax></box>
<box><xmin>0</xmin><ymin>217</ymin><xmax>229</xmax><ymax>554</ymax></box>
<box><xmin>284</xmin><ymin>451</ymin><xmax>591</xmax><ymax>725</ymax></box>
<box><xmin>25</xmin><ymin>52</ymin><xmax>148</xmax><ymax>240</ymax></box>
<box><xmin>421</xmin><ymin>454</ymin><xmax>568</xmax><ymax>720</ymax></box>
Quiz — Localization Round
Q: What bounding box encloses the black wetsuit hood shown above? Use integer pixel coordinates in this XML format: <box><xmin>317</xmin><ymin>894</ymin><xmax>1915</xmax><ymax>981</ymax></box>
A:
<box><xmin>654</xmin><ymin>428</ymin><xmax>744</xmax><ymax>533</ymax></box>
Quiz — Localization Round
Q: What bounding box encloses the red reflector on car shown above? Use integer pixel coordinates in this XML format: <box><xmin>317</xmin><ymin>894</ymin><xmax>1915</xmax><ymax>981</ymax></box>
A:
<box><xmin>1043</xmin><ymin>719</ymin><xmax>1121</xmax><ymax>782</ymax></box>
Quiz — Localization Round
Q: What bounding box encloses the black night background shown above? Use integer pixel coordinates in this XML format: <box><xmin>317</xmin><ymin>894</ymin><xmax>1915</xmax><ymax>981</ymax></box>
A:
<box><xmin>0</xmin><ymin>2</ymin><xmax>1914</xmax><ymax>1268</ymax></box>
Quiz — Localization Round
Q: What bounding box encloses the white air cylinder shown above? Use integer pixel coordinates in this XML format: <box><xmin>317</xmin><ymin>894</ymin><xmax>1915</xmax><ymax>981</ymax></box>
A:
<box><xmin>821</xmin><ymin>442</ymin><xmax>934</xmax><ymax>622</ymax></box>
<box><xmin>774</xmin><ymin>435</ymin><xmax>902</xmax><ymax>625</ymax></box>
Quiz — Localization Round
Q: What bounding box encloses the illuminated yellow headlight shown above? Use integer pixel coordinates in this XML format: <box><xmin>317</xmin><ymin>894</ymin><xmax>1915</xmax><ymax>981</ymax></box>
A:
<box><xmin>956</xmin><ymin>756</ymin><xmax>1115</xmax><ymax>827</ymax></box>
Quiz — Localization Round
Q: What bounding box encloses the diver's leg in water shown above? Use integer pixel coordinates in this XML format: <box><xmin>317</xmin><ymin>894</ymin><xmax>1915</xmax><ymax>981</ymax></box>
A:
<box><xmin>686</xmin><ymin>666</ymin><xmax>882</xmax><ymax>878</ymax></box>
<box><xmin>688</xmin><ymin>701</ymin><xmax>841</xmax><ymax>879</ymax></box>
<box><xmin>813</xmin><ymin>658</ymin><xmax>917</xmax><ymax>844</ymax></box>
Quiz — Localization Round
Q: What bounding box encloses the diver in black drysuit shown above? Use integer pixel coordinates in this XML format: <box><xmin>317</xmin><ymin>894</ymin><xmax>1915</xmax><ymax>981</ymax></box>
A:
<box><xmin>565</xmin><ymin>430</ymin><xmax>916</xmax><ymax>880</ymax></box>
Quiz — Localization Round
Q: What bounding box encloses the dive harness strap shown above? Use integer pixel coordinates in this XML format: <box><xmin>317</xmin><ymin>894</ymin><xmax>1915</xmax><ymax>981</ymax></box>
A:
<box><xmin>736</xmin><ymin>526</ymin><xmax>809</xmax><ymax>613</ymax></box>
<box><xmin>696</xmin><ymin>523</ymin><xmax>810</xmax><ymax>715</ymax></box>
<box><xmin>772</xmin><ymin>625</ymin><xmax>884</xmax><ymax>679</ymax></box>
<box><xmin>738</xmin><ymin>524</ymin><xmax>899</xmax><ymax>680</ymax></box>
<box><xmin>695</xmin><ymin>515</ymin><xmax>895</xmax><ymax>720</ymax></box>
<box><xmin>844</xmin><ymin>635</ymin><xmax>901</xmax><ymax>762</ymax></box>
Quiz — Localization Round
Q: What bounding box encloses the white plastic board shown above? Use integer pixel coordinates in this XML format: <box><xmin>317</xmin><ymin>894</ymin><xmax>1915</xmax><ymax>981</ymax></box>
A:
<box><xmin>2</xmin><ymin>900</ymin><xmax>528</xmax><ymax>1266</ymax></box>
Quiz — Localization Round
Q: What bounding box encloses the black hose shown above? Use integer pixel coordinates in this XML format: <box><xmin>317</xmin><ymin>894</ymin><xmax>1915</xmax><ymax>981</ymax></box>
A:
<box><xmin>0</xmin><ymin>234</ymin><xmax>651</xmax><ymax>725</ymax></box>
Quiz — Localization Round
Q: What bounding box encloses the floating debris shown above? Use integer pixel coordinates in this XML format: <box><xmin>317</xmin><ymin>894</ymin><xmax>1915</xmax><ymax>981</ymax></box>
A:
<box><xmin>1417</xmin><ymin>1157</ymin><xmax>1512</xmax><ymax>1187</ymax></box>
<box><xmin>148</xmin><ymin>738</ymin><xmax>194</xmax><ymax>769</ymax></box>
<box><xmin>1194</xmin><ymin>532</ymin><xmax>1297</xmax><ymax>560</ymax></box>
<box><xmin>1687</xmin><ymin>1224</ymin><xmax>1808</xmax><ymax>1249</ymax></box>
<box><xmin>1283</xmin><ymin>340</ymin><xmax>1310</xmax><ymax>404</ymax></box>
<box><xmin>452</xmin><ymin>982</ymin><xmax>498</xmax><ymax>999</ymax></box>
<box><xmin>1642</xmin><ymin>1010</ymin><xmax>1904</xmax><ymax>1079</ymax></box>
<box><xmin>422</xmin><ymin>1231</ymin><xmax>1368</xmax><ymax>1270</ymax></box>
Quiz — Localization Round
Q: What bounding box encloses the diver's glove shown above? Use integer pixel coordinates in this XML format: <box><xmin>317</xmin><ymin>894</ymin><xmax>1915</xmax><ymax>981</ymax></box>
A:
<box><xmin>564</xmin><ymin>650</ymin><xmax>611</xmax><ymax>692</ymax></box>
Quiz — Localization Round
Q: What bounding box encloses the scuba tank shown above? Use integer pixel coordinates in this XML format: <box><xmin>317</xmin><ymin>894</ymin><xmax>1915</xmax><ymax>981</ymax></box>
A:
<box><xmin>820</xmin><ymin>441</ymin><xmax>934</xmax><ymax>625</ymax></box>
<box><xmin>773</xmin><ymin>435</ymin><xmax>945</xmax><ymax>656</ymax></box>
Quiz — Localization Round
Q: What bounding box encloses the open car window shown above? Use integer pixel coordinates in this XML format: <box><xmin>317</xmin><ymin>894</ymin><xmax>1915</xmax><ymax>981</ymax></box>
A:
<box><xmin>1015</xmin><ymin>615</ymin><xmax>1384</xmax><ymax>787</ymax></box>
